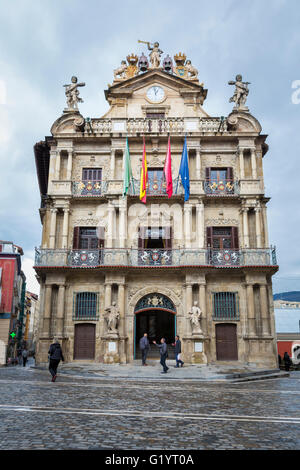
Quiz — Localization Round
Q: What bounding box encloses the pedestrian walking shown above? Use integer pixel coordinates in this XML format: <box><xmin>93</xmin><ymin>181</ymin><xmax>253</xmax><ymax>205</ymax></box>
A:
<box><xmin>278</xmin><ymin>354</ymin><xmax>282</xmax><ymax>367</ymax></box>
<box><xmin>48</xmin><ymin>338</ymin><xmax>64</xmax><ymax>382</ymax></box>
<box><xmin>283</xmin><ymin>351</ymin><xmax>292</xmax><ymax>371</ymax></box>
<box><xmin>17</xmin><ymin>347</ymin><xmax>22</xmax><ymax>366</ymax></box>
<box><xmin>139</xmin><ymin>333</ymin><xmax>150</xmax><ymax>366</ymax></box>
<box><xmin>153</xmin><ymin>338</ymin><xmax>169</xmax><ymax>374</ymax></box>
<box><xmin>172</xmin><ymin>335</ymin><xmax>184</xmax><ymax>368</ymax></box>
<box><xmin>22</xmin><ymin>348</ymin><xmax>28</xmax><ymax>367</ymax></box>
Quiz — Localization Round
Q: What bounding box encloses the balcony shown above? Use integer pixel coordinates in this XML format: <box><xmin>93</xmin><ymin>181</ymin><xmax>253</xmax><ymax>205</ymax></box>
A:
<box><xmin>72</xmin><ymin>180</ymin><xmax>108</xmax><ymax>197</ymax></box>
<box><xmin>204</xmin><ymin>180</ymin><xmax>240</xmax><ymax>197</ymax></box>
<box><xmin>86</xmin><ymin>117</ymin><xmax>229</xmax><ymax>136</ymax></box>
<box><xmin>34</xmin><ymin>247</ymin><xmax>277</xmax><ymax>268</ymax></box>
<box><xmin>129</xmin><ymin>176</ymin><xmax>184</xmax><ymax>196</ymax></box>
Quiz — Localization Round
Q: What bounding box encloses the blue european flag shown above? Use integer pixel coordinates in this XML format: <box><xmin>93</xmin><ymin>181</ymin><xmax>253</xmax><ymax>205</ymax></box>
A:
<box><xmin>179</xmin><ymin>136</ymin><xmax>190</xmax><ymax>201</ymax></box>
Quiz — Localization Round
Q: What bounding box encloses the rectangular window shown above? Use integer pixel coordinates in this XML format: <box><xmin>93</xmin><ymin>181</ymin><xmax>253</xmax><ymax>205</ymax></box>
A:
<box><xmin>205</xmin><ymin>167</ymin><xmax>234</xmax><ymax>194</ymax></box>
<box><xmin>82</xmin><ymin>168</ymin><xmax>102</xmax><ymax>182</ymax></box>
<box><xmin>73</xmin><ymin>292</ymin><xmax>99</xmax><ymax>320</ymax></box>
<box><xmin>213</xmin><ymin>292</ymin><xmax>239</xmax><ymax>320</ymax></box>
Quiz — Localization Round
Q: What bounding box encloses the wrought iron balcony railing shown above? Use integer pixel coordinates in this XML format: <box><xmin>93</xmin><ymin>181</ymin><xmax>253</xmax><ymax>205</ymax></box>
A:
<box><xmin>35</xmin><ymin>247</ymin><xmax>277</xmax><ymax>268</ymax></box>
<box><xmin>128</xmin><ymin>176</ymin><xmax>184</xmax><ymax>196</ymax></box>
<box><xmin>72</xmin><ymin>180</ymin><xmax>108</xmax><ymax>197</ymax></box>
<box><xmin>204</xmin><ymin>180</ymin><xmax>240</xmax><ymax>196</ymax></box>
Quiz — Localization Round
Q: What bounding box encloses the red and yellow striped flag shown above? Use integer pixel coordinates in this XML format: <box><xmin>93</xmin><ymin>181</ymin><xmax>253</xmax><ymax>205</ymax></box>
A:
<box><xmin>139</xmin><ymin>137</ymin><xmax>148</xmax><ymax>203</ymax></box>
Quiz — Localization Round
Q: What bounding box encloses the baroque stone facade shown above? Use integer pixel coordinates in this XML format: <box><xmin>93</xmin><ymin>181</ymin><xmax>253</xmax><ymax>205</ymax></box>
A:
<box><xmin>33</xmin><ymin>45</ymin><xmax>278</xmax><ymax>367</ymax></box>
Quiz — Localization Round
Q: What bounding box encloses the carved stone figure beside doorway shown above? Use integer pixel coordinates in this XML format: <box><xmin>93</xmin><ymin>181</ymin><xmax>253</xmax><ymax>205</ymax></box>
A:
<box><xmin>104</xmin><ymin>301</ymin><xmax>120</xmax><ymax>336</ymax></box>
<box><xmin>188</xmin><ymin>301</ymin><xmax>203</xmax><ymax>335</ymax></box>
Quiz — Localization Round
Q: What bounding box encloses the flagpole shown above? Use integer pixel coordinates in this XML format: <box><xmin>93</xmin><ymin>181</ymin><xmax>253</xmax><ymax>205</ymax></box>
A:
<box><xmin>176</xmin><ymin>134</ymin><xmax>187</xmax><ymax>194</ymax></box>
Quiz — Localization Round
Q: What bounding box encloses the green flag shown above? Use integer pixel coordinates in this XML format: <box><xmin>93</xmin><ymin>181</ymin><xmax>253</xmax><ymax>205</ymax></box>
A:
<box><xmin>123</xmin><ymin>137</ymin><xmax>133</xmax><ymax>196</ymax></box>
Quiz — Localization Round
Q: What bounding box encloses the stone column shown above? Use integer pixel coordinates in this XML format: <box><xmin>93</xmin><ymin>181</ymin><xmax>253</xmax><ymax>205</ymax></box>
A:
<box><xmin>196</xmin><ymin>201</ymin><xmax>204</xmax><ymax>248</ymax></box>
<box><xmin>49</xmin><ymin>208</ymin><xmax>58</xmax><ymax>249</ymax></box>
<box><xmin>242</xmin><ymin>208</ymin><xmax>249</xmax><ymax>248</ymax></box>
<box><xmin>184</xmin><ymin>205</ymin><xmax>192</xmax><ymax>248</ymax></box>
<box><xmin>195</xmin><ymin>148</ymin><xmax>201</xmax><ymax>179</ymax></box>
<box><xmin>56</xmin><ymin>284</ymin><xmax>66</xmax><ymax>337</ymax></box>
<box><xmin>260</xmin><ymin>284</ymin><xmax>270</xmax><ymax>336</ymax></box>
<box><xmin>251</xmin><ymin>148</ymin><xmax>257</xmax><ymax>179</ymax></box>
<box><xmin>199</xmin><ymin>283</ymin><xmax>207</xmax><ymax>335</ymax></box>
<box><xmin>239</xmin><ymin>149</ymin><xmax>245</xmax><ymax>179</ymax></box>
<box><xmin>255</xmin><ymin>206</ymin><xmax>262</xmax><ymax>248</ymax></box>
<box><xmin>42</xmin><ymin>284</ymin><xmax>52</xmax><ymax>336</ymax></box>
<box><xmin>62</xmin><ymin>208</ymin><xmax>70</xmax><ymax>249</ymax></box>
<box><xmin>262</xmin><ymin>205</ymin><xmax>269</xmax><ymax>247</ymax></box>
<box><xmin>55</xmin><ymin>150</ymin><xmax>61</xmax><ymax>180</ymax></box>
<box><xmin>119</xmin><ymin>206</ymin><xmax>127</xmax><ymax>248</ymax></box>
<box><xmin>118</xmin><ymin>282</ymin><xmax>126</xmax><ymax>362</ymax></box>
<box><xmin>246</xmin><ymin>283</ymin><xmax>256</xmax><ymax>336</ymax></box>
<box><xmin>66</xmin><ymin>150</ymin><xmax>73</xmax><ymax>180</ymax></box>
<box><xmin>107</xmin><ymin>204</ymin><xmax>115</xmax><ymax>248</ymax></box>
<box><xmin>110</xmin><ymin>149</ymin><xmax>116</xmax><ymax>179</ymax></box>
<box><xmin>48</xmin><ymin>150</ymin><xmax>57</xmax><ymax>191</ymax></box>
<box><xmin>118</xmin><ymin>283</ymin><xmax>125</xmax><ymax>335</ymax></box>
<box><xmin>104</xmin><ymin>283</ymin><xmax>112</xmax><ymax>309</ymax></box>
<box><xmin>185</xmin><ymin>282</ymin><xmax>193</xmax><ymax>335</ymax></box>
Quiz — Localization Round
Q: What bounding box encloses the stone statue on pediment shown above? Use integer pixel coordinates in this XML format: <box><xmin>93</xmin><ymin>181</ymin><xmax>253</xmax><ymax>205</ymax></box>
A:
<box><xmin>113</xmin><ymin>60</ymin><xmax>128</xmax><ymax>80</ymax></box>
<box><xmin>185</xmin><ymin>60</ymin><xmax>198</xmax><ymax>79</ymax></box>
<box><xmin>228</xmin><ymin>74</ymin><xmax>250</xmax><ymax>110</ymax></box>
<box><xmin>146</xmin><ymin>41</ymin><xmax>163</xmax><ymax>68</ymax></box>
<box><xmin>63</xmin><ymin>76</ymin><xmax>85</xmax><ymax>112</ymax></box>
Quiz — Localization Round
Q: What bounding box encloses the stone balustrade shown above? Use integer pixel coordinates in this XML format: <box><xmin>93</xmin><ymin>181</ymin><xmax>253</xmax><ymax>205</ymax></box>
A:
<box><xmin>86</xmin><ymin>117</ymin><xmax>228</xmax><ymax>135</ymax></box>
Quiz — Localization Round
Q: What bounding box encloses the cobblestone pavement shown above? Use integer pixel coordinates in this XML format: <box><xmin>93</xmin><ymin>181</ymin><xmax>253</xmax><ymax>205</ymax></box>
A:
<box><xmin>0</xmin><ymin>364</ymin><xmax>299</xmax><ymax>450</ymax></box>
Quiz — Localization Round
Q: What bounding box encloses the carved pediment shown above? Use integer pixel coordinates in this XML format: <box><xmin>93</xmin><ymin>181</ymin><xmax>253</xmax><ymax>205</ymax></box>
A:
<box><xmin>105</xmin><ymin>70</ymin><xmax>207</xmax><ymax>100</ymax></box>
<box><xmin>227</xmin><ymin>111</ymin><xmax>262</xmax><ymax>133</ymax></box>
<box><xmin>51</xmin><ymin>112</ymin><xmax>85</xmax><ymax>136</ymax></box>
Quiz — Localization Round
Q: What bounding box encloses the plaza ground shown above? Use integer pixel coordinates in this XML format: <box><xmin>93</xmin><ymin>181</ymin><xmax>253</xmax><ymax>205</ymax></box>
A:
<box><xmin>0</xmin><ymin>361</ymin><xmax>299</xmax><ymax>450</ymax></box>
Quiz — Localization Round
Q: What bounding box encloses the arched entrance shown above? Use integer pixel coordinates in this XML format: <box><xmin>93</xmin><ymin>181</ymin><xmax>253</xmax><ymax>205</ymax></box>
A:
<box><xmin>134</xmin><ymin>294</ymin><xmax>176</xmax><ymax>359</ymax></box>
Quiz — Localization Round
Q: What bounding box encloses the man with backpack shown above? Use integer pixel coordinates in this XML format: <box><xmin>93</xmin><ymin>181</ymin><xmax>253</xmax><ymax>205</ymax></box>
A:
<box><xmin>48</xmin><ymin>338</ymin><xmax>64</xmax><ymax>382</ymax></box>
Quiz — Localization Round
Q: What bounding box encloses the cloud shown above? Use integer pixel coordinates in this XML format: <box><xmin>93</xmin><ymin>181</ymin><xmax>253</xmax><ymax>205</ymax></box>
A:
<box><xmin>21</xmin><ymin>255</ymin><xmax>40</xmax><ymax>296</ymax></box>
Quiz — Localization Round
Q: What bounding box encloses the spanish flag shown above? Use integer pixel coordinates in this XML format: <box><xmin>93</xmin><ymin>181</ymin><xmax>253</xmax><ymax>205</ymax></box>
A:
<box><xmin>139</xmin><ymin>137</ymin><xmax>148</xmax><ymax>203</ymax></box>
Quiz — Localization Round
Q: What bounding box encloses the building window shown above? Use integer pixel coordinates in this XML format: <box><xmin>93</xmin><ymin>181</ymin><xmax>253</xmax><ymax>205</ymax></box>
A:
<box><xmin>73</xmin><ymin>292</ymin><xmax>99</xmax><ymax>320</ymax></box>
<box><xmin>82</xmin><ymin>168</ymin><xmax>102</xmax><ymax>182</ymax></box>
<box><xmin>205</xmin><ymin>167</ymin><xmax>234</xmax><ymax>194</ymax></box>
<box><xmin>207</xmin><ymin>227</ymin><xmax>239</xmax><ymax>250</ymax></box>
<box><xmin>73</xmin><ymin>227</ymin><xmax>104</xmax><ymax>250</ymax></box>
<box><xmin>138</xmin><ymin>227</ymin><xmax>172</xmax><ymax>265</ymax></box>
<box><xmin>213</xmin><ymin>292</ymin><xmax>239</xmax><ymax>320</ymax></box>
<box><xmin>147</xmin><ymin>168</ymin><xmax>166</xmax><ymax>195</ymax></box>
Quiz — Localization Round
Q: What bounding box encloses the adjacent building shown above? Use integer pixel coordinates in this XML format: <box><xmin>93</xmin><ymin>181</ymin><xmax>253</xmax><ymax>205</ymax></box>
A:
<box><xmin>275</xmin><ymin>299</ymin><xmax>300</xmax><ymax>364</ymax></box>
<box><xmin>0</xmin><ymin>240</ymin><xmax>26</xmax><ymax>364</ymax></box>
<box><xmin>34</xmin><ymin>45</ymin><xmax>279</xmax><ymax>367</ymax></box>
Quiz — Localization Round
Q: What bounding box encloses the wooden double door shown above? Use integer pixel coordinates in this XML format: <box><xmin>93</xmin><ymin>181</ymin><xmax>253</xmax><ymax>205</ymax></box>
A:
<box><xmin>74</xmin><ymin>324</ymin><xmax>96</xmax><ymax>360</ymax></box>
<box><xmin>216</xmin><ymin>324</ymin><xmax>238</xmax><ymax>361</ymax></box>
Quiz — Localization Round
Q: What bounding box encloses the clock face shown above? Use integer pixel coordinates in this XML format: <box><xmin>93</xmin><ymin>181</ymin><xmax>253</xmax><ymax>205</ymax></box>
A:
<box><xmin>146</xmin><ymin>86</ymin><xmax>165</xmax><ymax>103</ymax></box>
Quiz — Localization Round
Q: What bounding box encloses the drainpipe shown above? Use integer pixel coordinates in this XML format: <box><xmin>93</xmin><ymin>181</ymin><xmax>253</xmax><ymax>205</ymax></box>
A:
<box><xmin>17</xmin><ymin>275</ymin><xmax>26</xmax><ymax>348</ymax></box>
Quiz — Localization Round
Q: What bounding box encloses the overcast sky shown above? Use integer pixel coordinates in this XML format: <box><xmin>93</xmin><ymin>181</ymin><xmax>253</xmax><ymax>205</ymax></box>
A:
<box><xmin>0</xmin><ymin>0</ymin><xmax>299</xmax><ymax>295</ymax></box>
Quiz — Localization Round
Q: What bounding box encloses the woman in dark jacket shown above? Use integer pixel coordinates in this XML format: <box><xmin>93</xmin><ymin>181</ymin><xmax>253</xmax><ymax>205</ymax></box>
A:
<box><xmin>48</xmin><ymin>338</ymin><xmax>64</xmax><ymax>382</ymax></box>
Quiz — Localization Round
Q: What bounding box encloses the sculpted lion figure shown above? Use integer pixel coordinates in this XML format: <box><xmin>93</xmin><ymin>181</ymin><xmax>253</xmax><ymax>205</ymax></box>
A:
<box><xmin>185</xmin><ymin>60</ymin><xmax>198</xmax><ymax>79</ymax></box>
<box><xmin>114</xmin><ymin>60</ymin><xmax>127</xmax><ymax>80</ymax></box>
